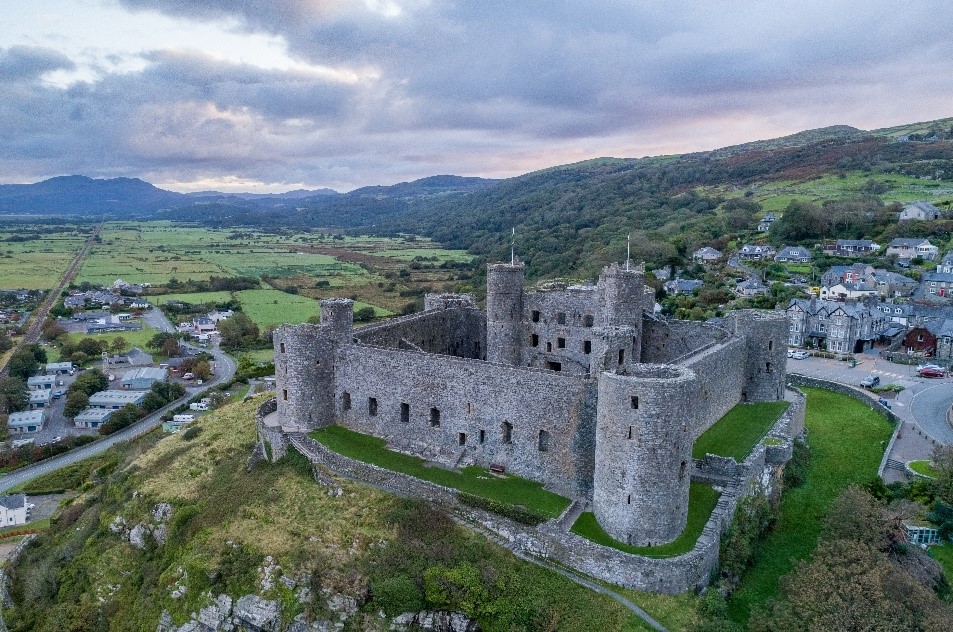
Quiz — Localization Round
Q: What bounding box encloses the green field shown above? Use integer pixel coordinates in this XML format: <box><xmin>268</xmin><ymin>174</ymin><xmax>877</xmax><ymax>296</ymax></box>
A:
<box><xmin>571</xmin><ymin>483</ymin><xmax>720</xmax><ymax>558</ymax></box>
<box><xmin>0</xmin><ymin>227</ymin><xmax>87</xmax><ymax>289</ymax></box>
<box><xmin>310</xmin><ymin>425</ymin><xmax>571</xmax><ymax>518</ymax></box>
<box><xmin>727</xmin><ymin>387</ymin><xmax>894</xmax><ymax>622</ymax></box>
<box><xmin>51</xmin><ymin>324</ymin><xmax>160</xmax><ymax>362</ymax></box>
<box><xmin>692</xmin><ymin>401</ymin><xmax>790</xmax><ymax>461</ymax></box>
<box><xmin>370</xmin><ymin>247</ymin><xmax>474</xmax><ymax>263</ymax></box>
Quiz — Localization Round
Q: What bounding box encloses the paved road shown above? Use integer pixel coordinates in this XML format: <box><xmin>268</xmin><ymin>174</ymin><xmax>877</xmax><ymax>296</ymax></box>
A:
<box><xmin>789</xmin><ymin>352</ymin><xmax>953</xmax><ymax>444</ymax></box>
<box><xmin>0</xmin><ymin>343</ymin><xmax>236</xmax><ymax>493</ymax></box>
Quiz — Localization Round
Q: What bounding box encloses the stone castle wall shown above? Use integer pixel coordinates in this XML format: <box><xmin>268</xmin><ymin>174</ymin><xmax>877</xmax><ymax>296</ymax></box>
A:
<box><xmin>679</xmin><ymin>337</ymin><xmax>747</xmax><ymax>437</ymax></box>
<box><xmin>641</xmin><ymin>319</ymin><xmax>730</xmax><ymax>364</ymax></box>
<box><xmin>354</xmin><ymin>308</ymin><xmax>486</xmax><ymax>359</ymax></box>
<box><xmin>335</xmin><ymin>344</ymin><xmax>598</xmax><ymax>498</ymax></box>
<box><xmin>521</xmin><ymin>287</ymin><xmax>600</xmax><ymax>375</ymax></box>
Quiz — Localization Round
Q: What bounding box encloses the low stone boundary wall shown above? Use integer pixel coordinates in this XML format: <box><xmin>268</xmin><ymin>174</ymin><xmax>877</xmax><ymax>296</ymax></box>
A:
<box><xmin>255</xmin><ymin>399</ymin><xmax>287</xmax><ymax>462</ymax></box>
<box><xmin>948</xmin><ymin>403</ymin><xmax>953</xmax><ymax>429</ymax></box>
<box><xmin>287</xmin><ymin>427</ymin><xmax>782</xmax><ymax>595</ymax></box>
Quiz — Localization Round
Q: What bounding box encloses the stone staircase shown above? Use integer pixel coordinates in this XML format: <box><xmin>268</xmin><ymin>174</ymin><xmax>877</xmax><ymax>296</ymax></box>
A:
<box><xmin>555</xmin><ymin>499</ymin><xmax>588</xmax><ymax>531</ymax></box>
<box><xmin>884</xmin><ymin>458</ymin><xmax>906</xmax><ymax>472</ymax></box>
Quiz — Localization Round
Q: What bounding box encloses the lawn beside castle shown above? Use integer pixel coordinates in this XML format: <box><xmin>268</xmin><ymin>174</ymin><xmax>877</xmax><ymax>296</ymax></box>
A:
<box><xmin>692</xmin><ymin>401</ymin><xmax>790</xmax><ymax>461</ymax></box>
<box><xmin>570</xmin><ymin>483</ymin><xmax>721</xmax><ymax>558</ymax></box>
<box><xmin>727</xmin><ymin>387</ymin><xmax>894</xmax><ymax>622</ymax></box>
<box><xmin>309</xmin><ymin>425</ymin><xmax>571</xmax><ymax>518</ymax></box>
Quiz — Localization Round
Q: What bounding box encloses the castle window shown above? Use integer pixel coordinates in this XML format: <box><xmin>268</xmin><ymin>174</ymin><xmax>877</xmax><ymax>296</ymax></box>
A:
<box><xmin>531</xmin><ymin>310</ymin><xmax>540</xmax><ymax>323</ymax></box>
<box><xmin>627</xmin><ymin>494</ymin><xmax>631</xmax><ymax>504</ymax></box>
<box><xmin>627</xmin><ymin>426</ymin><xmax>634</xmax><ymax>440</ymax></box>
<box><xmin>479</xmin><ymin>429</ymin><xmax>486</xmax><ymax>444</ymax></box>
<box><xmin>765</xmin><ymin>362</ymin><xmax>773</xmax><ymax>373</ymax></box>
<box><xmin>618</xmin><ymin>349</ymin><xmax>625</xmax><ymax>365</ymax></box>
<box><xmin>467</xmin><ymin>402</ymin><xmax>474</xmax><ymax>414</ymax></box>
<box><xmin>538</xmin><ymin>429</ymin><xmax>550</xmax><ymax>452</ymax></box>
<box><xmin>546</xmin><ymin>342</ymin><xmax>552</xmax><ymax>352</ymax></box>
<box><xmin>282</xmin><ymin>389</ymin><xmax>288</xmax><ymax>401</ymax></box>
<box><xmin>400</xmin><ymin>402</ymin><xmax>410</xmax><ymax>423</ymax></box>
<box><xmin>315</xmin><ymin>359</ymin><xmax>320</xmax><ymax>366</ymax></box>
<box><xmin>368</xmin><ymin>397</ymin><xmax>378</xmax><ymax>416</ymax></box>
<box><xmin>458</xmin><ymin>432</ymin><xmax>467</xmax><ymax>446</ymax></box>
<box><xmin>557</xmin><ymin>337</ymin><xmax>566</xmax><ymax>349</ymax></box>
<box><xmin>546</xmin><ymin>361</ymin><xmax>562</xmax><ymax>372</ymax></box>
<box><xmin>583</xmin><ymin>314</ymin><xmax>594</xmax><ymax>327</ymax></box>
<box><xmin>583</xmin><ymin>340</ymin><xmax>591</xmax><ymax>354</ymax></box>
<box><xmin>768</xmin><ymin>340</ymin><xmax>773</xmax><ymax>351</ymax></box>
<box><xmin>680</xmin><ymin>461</ymin><xmax>687</xmax><ymax>478</ymax></box>
<box><xmin>279</xmin><ymin>342</ymin><xmax>286</xmax><ymax>353</ymax></box>
<box><xmin>531</xmin><ymin>334</ymin><xmax>539</xmax><ymax>347</ymax></box>
<box><xmin>630</xmin><ymin>396</ymin><xmax>639</xmax><ymax>409</ymax></box>
<box><xmin>430</xmin><ymin>407</ymin><xmax>440</xmax><ymax>427</ymax></box>
<box><xmin>557</xmin><ymin>312</ymin><xmax>566</xmax><ymax>325</ymax></box>
<box><xmin>502</xmin><ymin>421</ymin><xmax>513</xmax><ymax>444</ymax></box>
<box><xmin>342</xmin><ymin>392</ymin><xmax>351</xmax><ymax>411</ymax></box>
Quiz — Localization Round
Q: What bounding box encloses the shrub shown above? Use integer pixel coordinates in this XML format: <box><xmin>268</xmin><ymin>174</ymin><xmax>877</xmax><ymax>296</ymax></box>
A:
<box><xmin>457</xmin><ymin>492</ymin><xmax>547</xmax><ymax>526</ymax></box>
<box><xmin>182</xmin><ymin>426</ymin><xmax>202</xmax><ymax>441</ymax></box>
<box><xmin>371</xmin><ymin>575</ymin><xmax>425</xmax><ymax>615</ymax></box>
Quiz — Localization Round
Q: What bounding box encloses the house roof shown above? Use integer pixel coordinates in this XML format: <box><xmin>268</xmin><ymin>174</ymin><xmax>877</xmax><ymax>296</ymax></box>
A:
<box><xmin>27</xmin><ymin>375</ymin><xmax>56</xmax><ymax>386</ymax></box>
<box><xmin>74</xmin><ymin>408</ymin><xmax>113</xmax><ymax>422</ymax></box>
<box><xmin>924</xmin><ymin>272</ymin><xmax>953</xmax><ymax>283</ymax></box>
<box><xmin>903</xmin><ymin>201</ymin><xmax>940</xmax><ymax>213</ymax></box>
<box><xmin>89</xmin><ymin>390</ymin><xmax>146</xmax><ymax>406</ymax></box>
<box><xmin>120</xmin><ymin>367</ymin><xmax>167</xmax><ymax>383</ymax></box>
<box><xmin>8</xmin><ymin>410</ymin><xmax>44</xmax><ymax>427</ymax></box>
<box><xmin>776</xmin><ymin>246</ymin><xmax>810</xmax><ymax>257</ymax></box>
<box><xmin>0</xmin><ymin>493</ymin><xmax>25</xmax><ymax>510</ymax></box>
<box><xmin>29</xmin><ymin>390</ymin><xmax>51</xmax><ymax>403</ymax></box>
<box><xmin>693</xmin><ymin>246</ymin><xmax>722</xmax><ymax>257</ymax></box>
<box><xmin>737</xmin><ymin>278</ymin><xmax>766</xmax><ymax>290</ymax></box>
<box><xmin>836</xmin><ymin>239</ymin><xmax>876</xmax><ymax>248</ymax></box>
<box><xmin>925</xmin><ymin>318</ymin><xmax>953</xmax><ymax>337</ymax></box>
<box><xmin>789</xmin><ymin>298</ymin><xmax>879</xmax><ymax>318</ymax></box>
<box><xmin>889</xmin><ymin>237</ymin><xmax>933</xmax><ymax>248</ymax></box>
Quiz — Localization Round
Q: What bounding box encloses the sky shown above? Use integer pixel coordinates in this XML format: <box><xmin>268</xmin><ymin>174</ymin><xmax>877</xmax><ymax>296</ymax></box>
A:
<box><xmin>1</xmin><ymin>1</ymin><xmax>952</xmax><ymax>193</ymax></box>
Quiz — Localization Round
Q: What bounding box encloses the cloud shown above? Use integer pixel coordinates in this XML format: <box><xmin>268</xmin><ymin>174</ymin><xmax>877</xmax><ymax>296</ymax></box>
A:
<box><xmin>0</xmin><ymin>45</ymin><xmax>75</xmax><ymax>82</ymax></box>
<box><xmin>3</xmin><ymin>1</ymin><xmax>953</xmax><ymax>190</ymax></box>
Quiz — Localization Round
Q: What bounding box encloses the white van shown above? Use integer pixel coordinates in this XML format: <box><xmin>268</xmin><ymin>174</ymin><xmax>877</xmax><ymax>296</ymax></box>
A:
<box><xmin>189</xmin><ymin>402</ymin><xmax>208</xmax><ymax>411</ymax></box>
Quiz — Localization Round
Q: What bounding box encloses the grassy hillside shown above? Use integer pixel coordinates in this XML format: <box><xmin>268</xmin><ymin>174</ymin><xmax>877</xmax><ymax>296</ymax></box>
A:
<box><xmin>4</xmin><ymin>396</ymin><xmax>648</xmax><ymax>632</ymax></box>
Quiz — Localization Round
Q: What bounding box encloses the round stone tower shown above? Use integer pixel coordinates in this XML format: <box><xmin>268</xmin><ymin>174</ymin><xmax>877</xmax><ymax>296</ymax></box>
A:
<box><xmin>273</xmin><ymin>298</ymin><xmax>353</xmax><ymax>431</ymax></box>
<box><xmin>726</xmin><ymin>309</ymin><xmax>789</xmax><ymax>402</ymax></box>
<box><xmin>593</xmin><ymin>364</ymin><xmax>697</xmax><ymax>546</ymax></box>
<box><xmin>486</xmin><ymin>263</ymin><xmax>525</xmax><ymax>365</ymax></box>
<box><xmin>591</xmin><ymin>263</ymin><xmax>645</xmax><ymax>372</ymax></box>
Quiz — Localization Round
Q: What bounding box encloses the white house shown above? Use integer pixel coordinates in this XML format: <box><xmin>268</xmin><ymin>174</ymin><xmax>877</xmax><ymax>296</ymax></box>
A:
<box><xmin>774</xmin><ymin>246</ymin><xmax>812</xmax><ymax>263</ymax></box>
<box><xmin>886</xmin><ymin>238</ymin><xmax>939</xmax><ymax>261</ymax></box>
<box><xmin>0</xmin><ymin>494</ymin><xmax>29</xmax><ymax>527</ymax></box>
<box><xmin>692</xmin><ymin>247</ymin><xmax>723</xmax><ymax>264</ymax></box>
<box><xmin>820</xmin><ymin>283</ymin><xmax>878</xmax><ymax>301</ymax></box>
<box><xmin>899</xmin><ymin>201</ymin><xmax>941</xmax><ymax>221</ymax></box>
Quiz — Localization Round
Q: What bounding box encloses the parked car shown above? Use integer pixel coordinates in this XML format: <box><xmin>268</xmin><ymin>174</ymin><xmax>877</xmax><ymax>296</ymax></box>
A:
<box><xmin>52</xmin><ymin>390</ymin><xmax>64</xmax><ymax>398</ymax></box>
<box><xmin>182</xmin><ymin>372</ymin><xmax>195</xmax><ymax>380</ymax></box>
<box><xmin>791</xmin><ymin>351</ymin><xmax>810</xmax><ymax>360</ymax></box>
<box><xmin>877</xmin><ymin>397</ymin><xmax>891</xmax><ymax>409</ymax></box>
<box><xmin>918</xmin><ymin>366</ymin><xmax>946</xmax><ymax>378</ymax></box>
<box><xmin>860</xmin><ymin>375</ymin><xmax>880</xmax><ymax>388</ymax></box>
<box><xmin>787</xmin><ymin>349</ymin><xmax>795</xmax><ymax>358</ymax></box>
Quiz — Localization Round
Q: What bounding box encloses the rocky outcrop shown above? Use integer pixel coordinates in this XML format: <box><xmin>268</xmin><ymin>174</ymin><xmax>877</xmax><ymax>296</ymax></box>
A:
<box><xmin>390</xmin><ymin>611</ymin><xmax>480</xmax><ymax>632</ymax></box>
<box><xmin>111</xmin><ymin>502</ymin><xmax>174</xmax><ymax>550</ymax></box>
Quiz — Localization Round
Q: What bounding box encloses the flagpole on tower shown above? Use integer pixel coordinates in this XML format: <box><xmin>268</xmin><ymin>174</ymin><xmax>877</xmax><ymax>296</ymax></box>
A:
<box><xmin>511</xmin><ymin>227</ymin><xmax>516</xmax><ymax>266</ymax></box>
<box><xmin>626</xmin><ymin>233</ymin><xmax>631</xmax><ymax>271</ymax></box>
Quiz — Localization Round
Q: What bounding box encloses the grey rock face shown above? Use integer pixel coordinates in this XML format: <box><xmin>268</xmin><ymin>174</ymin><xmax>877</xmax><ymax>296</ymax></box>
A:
<box><xmin>390</xmin><ymin>611</ymin><xmax>480</xmax><ymax>632</ymax></box>
<box><xmin>233</xmin><ymin>595</ymin><xmax>281</xmax><ymax>631</ymax></box>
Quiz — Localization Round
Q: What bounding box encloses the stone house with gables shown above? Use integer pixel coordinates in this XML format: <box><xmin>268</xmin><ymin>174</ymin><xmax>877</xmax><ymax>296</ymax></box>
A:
<box><xmin>787</xmin><ymin>298</ymin><xmax>887</xmax><ymax>354</ymax></box>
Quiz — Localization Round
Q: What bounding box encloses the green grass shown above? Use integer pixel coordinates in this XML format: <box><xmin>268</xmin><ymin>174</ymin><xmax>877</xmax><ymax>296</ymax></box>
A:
<box><xmin>727</xmin><ymin>387</ymin><xmax>894</xmax><ymax>622</ymax></box>
<box><xmin>908</xmin><ymin>460</ymin><xmax>939</xmax><ymax>478</ymax></box>
<box><xmin>692</xmin><ymin>401</ymin><xmax>789</xmax><ymax>461</ymax></box>
<box><xmin>240</xmin><ymin>348</ymin><xmax>274</xmax><ymax>364</ymax></box>
<box><xmin>370</xmin><ymin>247</ymin><xmax>474</xmax><ymax>263</ymax></box>
<box><xmin>928</xmin><ymin>543</ymin><xmax>953</xmax><ymax>586</ymax></box>
<box><xmin>151</xmin><ymin>291</ymin><xmax>235</xmax><ymax>305</ymax></box>
<box><xmin>570</xmin><ymin>484</ymin><xmax>720</xmax><ymax>558</ymax></box>
<box><xmin>310</xmin><ymin>425</ymin><xmax>570</xmax><ymax>518</ymax></box>
<box><xmin>0</xmin><ymin>229</ymin><xmax>87</xmax><ymax>289</ymax></box>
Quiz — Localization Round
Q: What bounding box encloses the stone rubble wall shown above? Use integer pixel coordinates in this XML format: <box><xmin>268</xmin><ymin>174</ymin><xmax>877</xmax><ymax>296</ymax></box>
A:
<box><xmin>255</xmin><ymin>399</ymin><xmax>287</xmax><ymax>462</ymax></box>
<box><xmin>354</xmin><ymin>307</ymin><xmax>486</xmax><ymax>360</ymax></box>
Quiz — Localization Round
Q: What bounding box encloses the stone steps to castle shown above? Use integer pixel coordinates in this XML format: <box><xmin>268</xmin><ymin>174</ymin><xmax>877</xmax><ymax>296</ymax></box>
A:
<box><xmin>555</xmin><ymin>499</ymin><xmax>587</xmax><ymax>531</ymax></box>
<box><xmin>884</xmin><ymin>458</ymin><xmax>906</xmax><ymax>471</ymax></box>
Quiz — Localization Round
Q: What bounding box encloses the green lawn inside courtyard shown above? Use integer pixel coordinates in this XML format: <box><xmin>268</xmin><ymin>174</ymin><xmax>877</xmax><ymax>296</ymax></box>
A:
<box><xmin>727</xmin><ymin>387</ymin><xmax>894</xmax><ymax>622</ymax></box>
<box><xmin>309</xmin><ymin>425</ymin><xmax>571</xmax><ymax>518</ymax></box>
<box><xmin>570</xmin><ymin>483</ymin><xmax>720</xmax><ymax>558</ymax></box>
<box><xmin>692</xmin><ymin>401</ymin><xmax>790</xmax><ymax>461</ymax></box>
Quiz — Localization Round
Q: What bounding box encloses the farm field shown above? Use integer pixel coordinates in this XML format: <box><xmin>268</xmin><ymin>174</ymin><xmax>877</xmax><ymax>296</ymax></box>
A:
<box><xmin>0</xmin><ymin>225</ymin><xmax>89</xmax><ymax>289</ymax></box>
<box><xmin>74</xmin><ymin>222</ymin><xmax>473</xmax><ymax>316</ymax></box>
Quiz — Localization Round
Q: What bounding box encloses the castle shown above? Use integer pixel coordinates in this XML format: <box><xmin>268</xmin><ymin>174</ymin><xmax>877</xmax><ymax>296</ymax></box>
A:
<box><xmin>270</xmin><ymin>262</ymin><xmax>791</xmax><ymax>549</ymax></box>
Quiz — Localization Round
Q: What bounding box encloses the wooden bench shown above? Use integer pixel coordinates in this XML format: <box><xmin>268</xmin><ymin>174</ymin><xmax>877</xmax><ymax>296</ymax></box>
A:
<box><xmin>489</xmin><ymin>463</ymin><xmax>505</xmax><ymax>474</ymax></box>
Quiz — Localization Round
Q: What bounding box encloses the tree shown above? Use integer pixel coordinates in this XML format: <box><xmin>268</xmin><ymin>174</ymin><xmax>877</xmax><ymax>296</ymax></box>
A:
<box><xmin>0</xmin><ymin>334</ymin><xmax>11</xmax><ymax>354</ymax></box>
<box><xmin>63</xmin><ymin>391</ymin><xmax>89</xmax><ymax>419</ymax></box>
<box><xmin>161</xmin><ymin>337</ymin><xmax>181</xmax><ymax>357</ymax></box>
<box><xmin>69</xmin><ymin>369</ymin><xmax>109</xmax><ymax>397</ymax></box>
<box><xmin>99</xmin><ymin>404</ymin><xmax>140</xmax><ymax>436</ymax></box>
<box><xmin>354</xmin><ymin>306</ymin><xmax>376</xmax><ymax>322</ymax></box>
<box><xmin>218</xmin><ymin>312</ymin><xmax>259</xmax><ymax>350</ymax></box>
<box><xmin>192</xmin><ymin>360</ymin><xmax>212</xmax><ymax>382</ymax></box>
<box><xmin>140</xmin><ymin>390</ymin><xmax>168</xmax><ymax>413</ymax></box>
<box><xmin>8</xmin><ymin>349</ymin><xmax>40</xmax><ymax>380</ymax></box>
<box><xmin>40</xmin><ymin>320</ymin><xmax>66</xmax><ymax>342</ymax></box>
<box><xmin>0</xmin><ymin>377</ymin><xmax>29</xmax><ymax>414</ymax></box>
<box><xmin>110</xmin><ymin>336</ymin><xmax>128</xmax><ymax>354</ymax></box>
<box><xmin>77</xmin><ymin>337</ymin><xmax>105</xmax><ymax>357</ymax></box>
<box><xmin>148</xmin><ymin>331</ymin><xmax>178</xmax><ymax>351</ymax></box>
